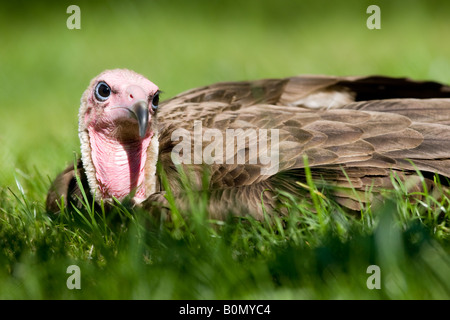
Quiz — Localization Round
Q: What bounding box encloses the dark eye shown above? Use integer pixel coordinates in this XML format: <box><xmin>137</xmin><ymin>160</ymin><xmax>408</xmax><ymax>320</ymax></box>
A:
<box><xmin>151</xmin><ymin>92</ymin><xmax>160</xmax><ymax>111</ymax></box>
<box><xmin>95</xmin><ymin>81</ymin><xmax>111</xmax><ymax>101</ymax></box>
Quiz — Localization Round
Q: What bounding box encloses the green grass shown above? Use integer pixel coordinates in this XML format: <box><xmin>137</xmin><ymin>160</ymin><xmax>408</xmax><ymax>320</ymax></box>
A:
<box><xmin>1</xmin><ymin>0</ymin><xmax>450</xmax><ymax>299</ymax></box>
<box><xmin>0</xmin><ymin>161</ymin><xmax>450</xmax><ymax>299</ymax></box>
<box><xmin>1</xmin><ymin>163</ymin><xmax>449</xmax><ymax>299</ymax></box>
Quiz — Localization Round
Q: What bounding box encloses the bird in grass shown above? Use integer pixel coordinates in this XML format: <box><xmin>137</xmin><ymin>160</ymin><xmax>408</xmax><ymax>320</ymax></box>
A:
<box><xmin>46</xmin><ymin>69</ymin><xmax>450</xmax><ymax>220</ymax></box>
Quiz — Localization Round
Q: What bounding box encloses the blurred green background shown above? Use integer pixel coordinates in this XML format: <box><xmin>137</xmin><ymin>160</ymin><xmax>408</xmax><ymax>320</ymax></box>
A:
<box><xmin>1</xmin><ymin>0</ymin><xmax>450</xmax><ymax>191</ymax></box>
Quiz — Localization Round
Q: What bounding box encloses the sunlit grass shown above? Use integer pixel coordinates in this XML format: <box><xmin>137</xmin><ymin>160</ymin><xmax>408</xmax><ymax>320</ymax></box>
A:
<box><xmin>0</xmin><ymin>159</ymin><xmax>449</xmax><ymax>299</ymax></box>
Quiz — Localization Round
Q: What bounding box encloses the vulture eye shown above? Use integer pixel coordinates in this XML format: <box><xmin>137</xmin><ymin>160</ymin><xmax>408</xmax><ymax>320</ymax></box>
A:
<box><xmin>151</xmin><ymin>92</ymin><xmax>160</xmax><ymax>111</ymax></box>
<box><xmin>95</xmin><ymin>81</ymin><xmax>111</xmax><ymax>101</ymax></box>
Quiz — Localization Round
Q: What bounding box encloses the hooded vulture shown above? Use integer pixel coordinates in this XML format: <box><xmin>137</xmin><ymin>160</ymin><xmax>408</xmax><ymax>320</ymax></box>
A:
<box><xmin>46</xmin><ymin>69</ymin><xmax>450</xmax><ymax>220</ymax></box>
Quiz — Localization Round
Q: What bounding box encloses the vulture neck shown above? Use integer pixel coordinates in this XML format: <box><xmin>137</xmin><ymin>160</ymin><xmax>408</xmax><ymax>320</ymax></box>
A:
<box><xmin>80</xmin><ymin>126</ymin><xmax>159</xmax><ymax>205</ymax></box>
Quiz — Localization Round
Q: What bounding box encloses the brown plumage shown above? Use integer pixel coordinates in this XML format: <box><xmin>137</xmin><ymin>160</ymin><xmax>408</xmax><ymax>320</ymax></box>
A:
<box><xmin>46</xmin><ymin>71</ymin><xmax>450</xmax><ymax>220</ymax></box>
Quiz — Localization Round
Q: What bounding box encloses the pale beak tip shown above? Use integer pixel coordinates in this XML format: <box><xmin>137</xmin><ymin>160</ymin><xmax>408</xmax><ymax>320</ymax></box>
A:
<box><xmin>129</xmin><ymin>100</ymin><xmax>150</xmax><ymax>139</ymax></box>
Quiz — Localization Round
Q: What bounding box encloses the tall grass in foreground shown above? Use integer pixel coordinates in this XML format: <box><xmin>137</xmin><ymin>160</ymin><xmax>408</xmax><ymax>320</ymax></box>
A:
<box><xmin>0</xmin><ymin>164</ymin><xmax>449</xmax><ymax>299</ymax></box>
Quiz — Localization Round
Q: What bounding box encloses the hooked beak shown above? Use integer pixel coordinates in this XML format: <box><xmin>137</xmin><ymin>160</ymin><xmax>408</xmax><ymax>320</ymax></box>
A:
<box><xmin>128</xmin><ymin>100</ymin><xmax>149</xmax><ymax>139</ymax></box>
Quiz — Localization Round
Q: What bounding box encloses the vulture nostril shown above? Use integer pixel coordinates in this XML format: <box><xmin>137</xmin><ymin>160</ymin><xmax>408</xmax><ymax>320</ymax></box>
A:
<box><xmin>129</xmin><ymin>94</ymin><xmax>134</xmax><ymax>100</ymax></box>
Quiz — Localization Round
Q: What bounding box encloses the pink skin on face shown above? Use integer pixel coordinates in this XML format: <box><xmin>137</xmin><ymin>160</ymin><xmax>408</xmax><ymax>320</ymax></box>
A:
<box><xmin>83</xmin><ymin>69</ymin><xmax>159</xmax><ymax>202</ymax></box>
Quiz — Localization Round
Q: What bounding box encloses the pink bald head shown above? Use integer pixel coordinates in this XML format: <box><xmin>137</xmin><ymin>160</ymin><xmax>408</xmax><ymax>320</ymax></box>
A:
<box><xmin>79</xmin><ymin>69</ymin><xmax>161</xmax><ymax>204</ymax></box>
<box><xmin>81</xmin><ymin>69</ymin><xmax>160</xmax><ymax>140</ymax></box>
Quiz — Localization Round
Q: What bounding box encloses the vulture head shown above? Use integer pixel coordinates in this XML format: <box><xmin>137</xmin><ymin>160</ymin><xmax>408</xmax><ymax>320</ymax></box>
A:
<box><xmin>78</xmin><ymin>69</ymin><xmax>160</xmax><ymax>205</ymax></box>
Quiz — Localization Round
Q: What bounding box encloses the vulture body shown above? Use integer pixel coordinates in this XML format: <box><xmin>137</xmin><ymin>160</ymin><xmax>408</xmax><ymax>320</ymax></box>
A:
<box><xmin>46</xmin><ymin>69</ymin><xmax>450</xmax><ymax>220</ymax></box>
